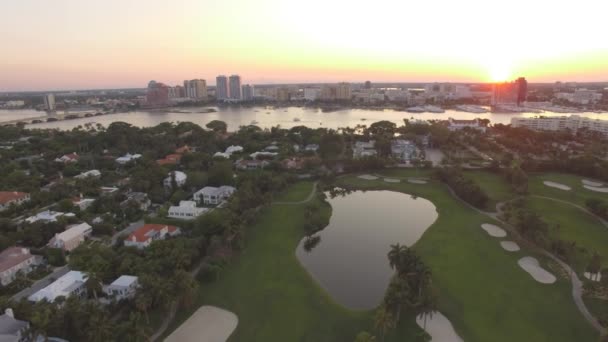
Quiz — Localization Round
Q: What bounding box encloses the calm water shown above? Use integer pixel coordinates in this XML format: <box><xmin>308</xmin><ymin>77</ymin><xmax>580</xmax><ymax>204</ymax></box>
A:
<box><xmin>0</xmin><ymin>106</ymin><xmax>605</xmax><ymax>131</ymax></box>
<box><xmin>296</xmin><ymin>190</ymin><xmax>438</xmax><ymax>310</ymax></box>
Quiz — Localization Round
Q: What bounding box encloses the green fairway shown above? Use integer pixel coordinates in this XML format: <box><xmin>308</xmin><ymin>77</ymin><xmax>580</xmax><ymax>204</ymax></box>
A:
<box><xmin>526</xmin><ymin>197</ymin><xmax>608</xmax><ymax>273</ymax></box>
<box><xmin>165</xmin><ymin>177</ymin><xmax>598</xmax><ymax>342</ymax></box>
<box><xmin>338</xmin><ymin>174</ymin><xmax>597</xmax><ymax>342</ymax></box>
<box><xmin>529</xmin><ymin>172</ymin><xmax>608</xmax><ymax>207</ymax></box>
<box><xmin>273</xmin><ymin>180</ymin><xmax>314</xmax><ymax>202</ymax></box>
<box><xmin>462</xmin><ymin>170</ymin><xmax>515</xmax><ymax>210</ymax></box>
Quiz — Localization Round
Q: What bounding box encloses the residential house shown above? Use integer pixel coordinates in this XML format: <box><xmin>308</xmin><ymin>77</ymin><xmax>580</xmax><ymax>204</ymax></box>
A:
<box><xmin>123</xmin><ymin>224</ymin><xmax>181</xmax><ymax>249</ymax></box>
<box><xmin>175</xmin><ymin>145</ymin><xmax>192</xmax><ymax>154</ymax></box>
<box><xmin>74</xmin><ymin>170</ymin><xmax>101</xmax><ymax>179</ymax></box>
<box><xmin>54</xmin><ymin>153</ymin><xmax>79</xmax><ymax>163</ymax></box>
<box><xmin>121</xmin><ymin>192</ymin><xmax>151</xmax><ymax>211</ymax></box>
<box><xmin>103</xmin><ymin>275</ymin><xmax>138</xmax><ymax>301</ymax></box>
<box><xmin>168</xmin><ymin>201</ymin><xmax>209</xmax><ymax>220</ymax></box>
<box><xmin>304</xmin><ymin>144</ymin><xmax>320</xmax><ymax>152</ymax></box>
<box><xmin>235</xmin><ymin>159</ymin><xmax>269</xmax><ymax>170</ymax></box>
<box><xmin>163</xmin><ymin>171</ymin><xmax>187</xmax><ymax>188</ymax></box>
<box><xmin>193</xmin><ymin>186</ymin><xmax>236</xmax><ymax>205</ymax></box>
<box><xmin>391</xmin><ymin>140</ymin><xmax>418</xmax><ymax>163</ymax></box>
<box><xmin>100</xmin><ymin>186</ymin><xmax>119</xmax><ymax>195</ymax></box>
<box><xmin>0</xmin><ymin>308</ymin><xmax>28</xmax><ymax>342</ymax></box>
<box><xmin>156</xmin><ymin>154</ymin><xmax>182</xmax><ymax>166</ymax></box>
<box><xmin>0</xmin><ymin>192</ymin><xmax>30</xmax><ymax>211</ymax></box>
<box><xmin>250</xmin><ymin>151</ymin><xmax>278</xmax><ymax>159</ymax></box>
<box><xmin>72</xmin><ymin>197</ymin><xmax>95</xmax><ymax>210</ymax></box>
<box><xmin>213</xmin><ymin>152</ymin><xmax>231</xmax><ymax>159</ymax></box>
<box><xmin>48</xmin><ymin>223</ymin><xmax>92</xmax><ymax>252</ymax></box>
<box><xmin>446</xmin><ymin>118</ymin><xmax>487</xmax><ymax>132</ymax></box>
<box><xmin>353</xmin><ymin>141</ymin><xmax>378</xmax><ymax>158</ymax></box>
<box><xmin>264</xmin><ymin>145</ymin><xmax>280</xmax><ymax>152</ymax></box>
<box><xmin>0</xmin><ymin>247</ymin><xmax>42</xmax><ymax>286</ymax></box>
<box><xmin>25</xmin><ymin>211</ymin><xmax>74</xmax><ymax>224</ymax></box>
<box><xmin>28</xmin><ymin>271</ymin><xmax>88</xmax><ymax>302</ymax></box>
<box><xmin>225</xmin><ymin>145</ymin><xmax>243</xmax><ymax>154</ymax></box>
<box><xmin>116</xmin><ymin>153</ymin><xmax>142</xmax><ymax>165</ymax></box>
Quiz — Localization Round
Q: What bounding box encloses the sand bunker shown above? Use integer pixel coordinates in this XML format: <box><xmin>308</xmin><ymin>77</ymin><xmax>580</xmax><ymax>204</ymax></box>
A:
<box><xmin>518</xmin><ymin>257</ymin><xmax>556</xmax><ymax>284</ymax></box>
<box><xmin>358</xmin><ymin>174</ymin><xmax>378</xmax><ymax>180</ymax></box>
<box><xmin>500</xmin><ymin>241</ymin><xmax>520</xmax><ymax>252</ymax></box>
<box><xmin>383</xmin><ymin>178</ymin><xmax>400</xmax><ymax>183</ymax></box>
<box><xmin>165</xmin><ymin>306</ymin><xmax>238</xmax><ymax>342</ymax></box>
<box><xmin>583</xmin><ymin>185</ymin><xmax>608</xmax><ymax>193</ymax></box>
<box><xmin>543</xmin><ymin>181</ymin><xmax>571</xmax><ymax>191</ymax></box>
<box><xmin>583</xmin><ymin>179</ymin><xmax>604</xmax><ymax>187</ymax></box>
<box><xmin>584</xmin><ymin>272</ymin><xmax>602</xmax><ymax>282</ymax></box>
<box><xmin>481</xmin><ymin>223</ymin><xmax>507</xmax><ymax>238</ymax></box>
<box><xmin>416</xmin><ymin>312</ymin><xmax>463</xmax><ymax>342</ymax></box>
<box><xmin>408</xmin><ymin>179</ymin><xmax>428</xmax><ymax>184</ymax></box>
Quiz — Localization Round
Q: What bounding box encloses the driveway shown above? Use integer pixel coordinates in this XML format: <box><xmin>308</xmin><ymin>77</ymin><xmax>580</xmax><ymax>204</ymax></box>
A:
<box><xmin>11</xmin><ymin>265</ymin><xmax>70</xmax><ymax>301</ymax></box>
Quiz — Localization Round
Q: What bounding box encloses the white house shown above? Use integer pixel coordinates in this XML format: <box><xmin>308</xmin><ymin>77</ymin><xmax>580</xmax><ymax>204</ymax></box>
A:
<box><xmin>304</xmin><ymin>144</ymin><xmax>319</xmax><ymax>152</ymax></box>
<box><xmin>0</xmin><ymin>308</ymin><xmax>29</xmax><ymax>342</ymax></box>
<box><xmin>103</xmin><ymin>275</ymin><xmax>138</xmax><ymax>300</ymax></box>
<box><xmin>28</xmin><ymin>271</ymin><xmax>88</xmax><ymax>302</ymax></box>
<box><xmin>446</xmin><ymin>118</ymin><xmax>487</xmax><ymax>132</ymax></box>
<box><xmin>353</xmin><ymin>141</ymin><xmax>377</xmax><ymax>158</ymax></box>
<box><xmin>74</xmin><ymin>170</ymin><xmax>101</xmax><ymax>179</ymax></box>
<box><xmin>168</xmin><ymin>201</ymin><xmax>209</xmax><ymax>220</ymax></box>
<box><xmin>25</xmin><ymin>210</ymin><xmax>74</xmax><ymax>224</ymax></box>
<box><xmin>0</xmin><ymin>192</ymin><xmax>30</xmax><ymax>212</ymax></box>
<box><xmin>72</xmin><ymin>197</ymin><xmax>95</xmax><ymax>210</ymax></box>
<box><xmin>391</xmin><ymin>140</ymin><xmax>418</xmax><ymax>162</ymax></box>
<box><xmin>48</xmin><ymin>223</ymin><xmax>92</xmax><ymax>252</ymax></box>
<box><xmin>225</xmin><ymin>145</ymin><xmax>243</xmax><ymax>154</ymax></box>
<box><xmin>250</xmin><ymin>151</ymin><xmax>278</xmax><ymax>159</ymax></box>
<box><xmin>0</xmin><ymin>247</ymin><xmax>42</xmax><ymax>286</ymax></box>
<box><xmin>164</xmin><ymin>171</ymin><xmax>187</xmax><ymax>188</ymax></box>
<box><xmin>54</xmin><ymin>153</ymin><xmax>79</xmax><ymax>163</ymax></box>
<box><xmin>116</xmin><ymin>153</ymin><xmax>142</xmax><ymax>165</ymax></box>
<box><xmin>193</xmin><ymin>186</ymin><xmax>236</xmax><ymax>205</ymax></box>
<box><xmin>124</xmin><ymin>224</ymin><xmax>181</xmax><ymax>249</ymax></box>
<box><xmin>213</xmin><ymin>152</ymin><xmax>230</xmax><ymax>159</ymax></box>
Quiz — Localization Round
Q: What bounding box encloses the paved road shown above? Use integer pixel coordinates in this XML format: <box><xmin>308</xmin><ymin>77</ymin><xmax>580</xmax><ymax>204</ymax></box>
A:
<box><xmin>111</xmin><ymin>219</ymin><xmax>145</xmax><ymax>245</ymax></box>
<box><xmin>12</xmin><ymin>265</ymin><xmax>70</xmax><ymax>301</ymax></box>
<box><xmin>273</xmin><ymin>181</ymin><xmax>318</xmax><ymax>205</ymax></box>
<box><xmin>446</xmin><ymin>186</ymin><xmax>606</xmax><ymax>335</ymax></box>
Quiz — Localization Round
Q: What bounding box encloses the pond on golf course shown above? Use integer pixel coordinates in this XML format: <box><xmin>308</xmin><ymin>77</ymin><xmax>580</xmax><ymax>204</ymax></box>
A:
<box><xmin>296</xmin><ymin>190</ymin><xmax>438</xmax><ymax>310</ymax></box>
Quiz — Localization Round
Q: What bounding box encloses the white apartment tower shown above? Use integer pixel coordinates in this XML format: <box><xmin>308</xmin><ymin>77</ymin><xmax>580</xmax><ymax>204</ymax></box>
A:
<box><xmin>216</xmin><ymin>75</ymin><xmax>229</xmax><ymax>100</ymax></box>
<box><xmin>229</xmin><ymin>75</ymin><xmax>242</xmax><ymax>100</ymax></box>
<box><xmin>183</xmin><ymin>79</ymin><xmax>208</xmax><ymax>100</ymax></box>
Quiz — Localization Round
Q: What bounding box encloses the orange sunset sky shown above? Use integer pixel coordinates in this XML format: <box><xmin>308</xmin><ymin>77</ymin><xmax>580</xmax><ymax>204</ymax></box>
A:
<box><xmin>1</xmin><ymin>0</ymin><xmax>607</xmax><ymax>91</ymax></box>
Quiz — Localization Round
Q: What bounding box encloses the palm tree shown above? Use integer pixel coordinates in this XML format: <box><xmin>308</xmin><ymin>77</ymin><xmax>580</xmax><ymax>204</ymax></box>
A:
<box><xmin>374</xmin><ymin>306</ymin><xmax>396</xmax><ymax>341</ymax></box>
<box><xmin>588</xmin><ymin>252</ymin><xmax>602</xmax><ymax>281</ymax></box>
<box><xmin>134</xmin><ymin>292</ymin><xmax>152</xmax><ymax>323</ymax></box>
<box><xmin>85</xmin><ymin>273</ymin><xmax>102</xmax><ymax>300</ymax></box>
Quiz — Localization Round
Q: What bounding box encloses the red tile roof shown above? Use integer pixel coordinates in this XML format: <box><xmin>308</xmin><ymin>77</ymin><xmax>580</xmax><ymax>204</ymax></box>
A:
<box><xmin>156</xmin><ymin>154</ymin><xmax>182</xmax><ymax>165</ymax></box>
<box><xmin>127</xmin><ymin>224</ymin><xmax>178</xmax><ymax>243</ymax></box>
<box><xmin>175</xmin><ymin>145</ymin><xmax>191</xmax><ymax>154</ymax></box>
<box><xmin>0</xmin><ymin>192</ymin><xmax>29</xmax><ymax>205</ymax></box>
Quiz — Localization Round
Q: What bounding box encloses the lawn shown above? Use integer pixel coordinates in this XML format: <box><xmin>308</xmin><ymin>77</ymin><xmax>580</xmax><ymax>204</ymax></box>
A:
<box><xmin>273</xmin><ymin>180</ymin><xmax>314</xmax><ymax>202</ymax></box>
<box><xmin>528</xmin><ymin>172</ymin><xmax>608</xmax><ymax>207</ymax></box>
<box><xmin>526</xmin><ymin>197</ymin><xmax>608</xmax><ymax>273</ymax></box>
<box><xmin>462</xmin><ymin>170</ymin><xmax>515</xmax><ymax>210</ymax></box>
<box><xmin>165</xmin><ymin>177</ymin><xmax>598</xmax><ymax>342</ymax></box>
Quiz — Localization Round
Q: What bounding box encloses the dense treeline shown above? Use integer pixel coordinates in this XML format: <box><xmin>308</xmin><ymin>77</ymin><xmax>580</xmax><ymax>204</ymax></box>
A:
<box><xmin>435</xmin><ymin>167</ymin><xmax>489</xmax><ymax>209</ymax></box>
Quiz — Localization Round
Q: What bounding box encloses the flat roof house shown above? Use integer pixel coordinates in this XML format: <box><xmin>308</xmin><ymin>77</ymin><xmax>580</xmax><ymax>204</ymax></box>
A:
<box><xmin>0</xmin><ymin>309</ymin><xmax>28</xmax><ymax>342</ymax></box>
<box><xmin>0</xmin><ymin>192</ymin><xmax>30</xmax><ymax>212</ymax></box>
<box><xmin>168</xmin><ymin>201</ymin><xmax>209</xmax><ymax>220</ymax></box>
<box><xmin>0</xmin><ymin>247</ymin><xmax>42</xmax><ymax>286</ymax></box>
<box><xmin>103</xmin><ymin>275</ymin><xmax>138</xmax><ymax>301</ymax></box>
<box><xmin>193</xmin><ymin>186</ymin><xmax>236</xmax><ymax>205</ymax></box>
<box><xmin>124</xmin><ymin>224</ymin><xmax>181</xmax><ymax>249</ymax></box>
<box><xmin>116</xmin><ymin>153</ymin><xmax>142</xmax><ymax>165</ymax></box>
<box><xmin>28</xmin><ymin>271</ymin><xmax>88</xmax><ymax>303</ymax></box>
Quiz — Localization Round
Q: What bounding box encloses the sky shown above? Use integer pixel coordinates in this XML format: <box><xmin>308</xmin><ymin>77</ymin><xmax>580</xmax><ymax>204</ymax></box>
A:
<box><xmin>1</xmin><ymin>0</ymin><xmax>607</xmax><ymax>91</ymax></box>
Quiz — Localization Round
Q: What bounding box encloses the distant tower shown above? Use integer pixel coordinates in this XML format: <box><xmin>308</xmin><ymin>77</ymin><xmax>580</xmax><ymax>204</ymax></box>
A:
<box><xmin>229</xmin><ymin>75</ymin><xmax>242</xmax><ymax>100</ymax></box>
<box><xmin>364</xmin><ymin>81</ymin><xmax>372</xmax><ymax>89</ymax></box>
<box><xmin>516</xmin><ymin>77</ymin><xmax>528</xmax><ymax>106</ymax></box>
<box><xmin>183</xmin><ymin>79</ymin><xmax>208</xmax><ymax>100</ymax></box>
<box><xmin>242</xmin><ymin>84</ymin><xmax>254</xmax><ymax>101</ymax></box>
<box><xmin>43</xmin><ymin>94</ymin><xmax>56</xmax><ymax>111</ymax></box>
<box><xmin>216</xmin><ymin>75</ymin><xmax>229</xmax><ymax>100</ymax></box>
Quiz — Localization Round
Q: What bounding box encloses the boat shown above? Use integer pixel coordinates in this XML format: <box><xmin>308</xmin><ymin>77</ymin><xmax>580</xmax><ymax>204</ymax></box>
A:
<box><xmin>456</xmin><ymin>105</ymin><xmax>488</xmax><ymax>114</ymax></box>
<box><xmin>293</xmin><ymin>118</ymin><xmax>301</xmax><ymax>122</ymax></box>
<box><xmin>425</xmin><ymin>105</ymin><xmax>445</xmax><ymax>113</ymax></box>
<box><xmin>250</xmin><ymin>120</ymin><xmax>259</xmax><ymax>125</ymax></box>
<box><xmin>361</xmin><ymin>118</ymin><xmax>367</xmax><ymax>121</ymax></box>
<box><xmin>406</xmin><ymin>106</ymin><xmax>426</xmax><ymax>113</ymax></box>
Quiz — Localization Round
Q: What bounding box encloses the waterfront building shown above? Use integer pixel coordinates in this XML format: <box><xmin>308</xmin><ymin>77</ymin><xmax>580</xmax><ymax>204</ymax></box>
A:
<box><xmin>242</xmin><ymin>84</ymin><xmax>255</xmax><ymax>100</ymax></box>
<box><xmin>216</xmin><ymin>75</ymin><xmax>229</xmax><ymax>100</ymax></box>
<box><xmin>229</xmin><ymin>75</ymin><xmax>242</xmax><ymax>100</ymax></box>
<box><xmin>511</xmin><ymin>115</ymin><xmax>608</xmax><ymax>135</ymax></box>
<box><xmin>146</xmin><ymin>80</ymin><xmax>170</xmax><ymax>107</ymax></box>
<box><xmin>43</xmin><ymin>94</ymin><xmax>56</xmax><ymax>111</ymax></box>
<box><xmin>183</xmin><ymin>79</ymin><xmax>208</xmax><ymax>100</ymax></box>
<box><xmin>491</xmin><ymin>77</ymin><xmax>527</xmax><ymax>106</ymax></box>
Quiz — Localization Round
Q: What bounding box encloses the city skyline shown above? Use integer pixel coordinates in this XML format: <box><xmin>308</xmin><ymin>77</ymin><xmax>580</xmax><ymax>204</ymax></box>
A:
<box><xmin>1</xmin><ymin>0</ymin><xmax>608</xmax><ymax>91</ymax></box>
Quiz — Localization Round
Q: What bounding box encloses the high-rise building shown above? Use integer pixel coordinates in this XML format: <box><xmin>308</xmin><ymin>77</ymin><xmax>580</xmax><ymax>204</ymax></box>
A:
<box><xmin>364</xmin><ymin>81</ymin><xmax>372</xmax><ymax>89</ymax></box>
<box><xmin>242</xmin><ymin>84</ymin><xmax>254</xmax><ymax>101</ymax></box>
<box><xmin>229</xmin><ymin>75</ymin><xmax>242</xmax><ymax>100</ymax></box>
<box><xmin>146</xmin><ymin>80</ymin><xmax>169</xmax><ymax>107</ymax></box>
<box><xmin>183</xmin><ymin>79</ymin><xmax>207</xmax><ymax>100</ymax></box>
<box><xmin>168</xmin><ymin>86</ymin><xmax>185</xmax><ymax>99</ymax></box>
<box><xmin>276</xmin><ymin>87</ymin><xmax>290</xmax><ymax>102</ymax></box>
<box><xmin>216</xmin><ymin>75</ymin><xmax>229</xmax><ymax>100</ymax></box>
<box><xmin>336</xmin><ymin>82</ymin><xmax>352</xmax><ymax>100</ymax></box>
<box><xmin>492</xmin><ymin>77</ymin><xmax>527</xmax><ymax>106</ymax></box>
<box><xmin>43</xmin><ymin>94</ymin><xmax>56</xmax><ymax>111</ymax></box>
